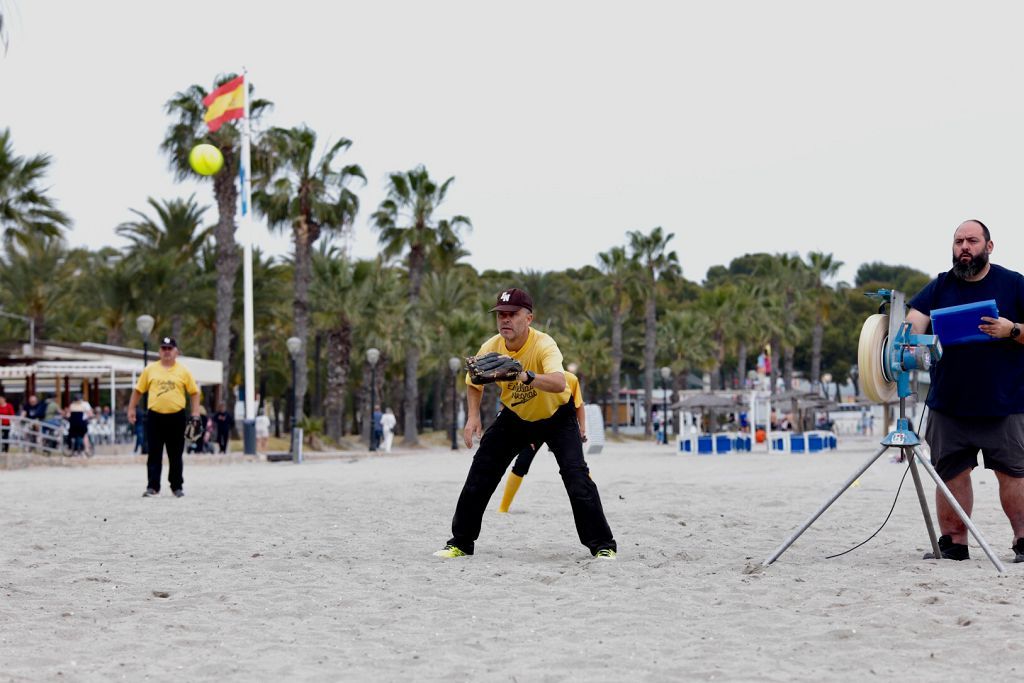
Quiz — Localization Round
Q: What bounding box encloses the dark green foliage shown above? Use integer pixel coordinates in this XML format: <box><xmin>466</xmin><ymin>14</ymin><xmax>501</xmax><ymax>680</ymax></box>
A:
<box><xmin>855</xmin><ymin>262</ymin><xmax>931</xmax><ymax>296</ymax></box>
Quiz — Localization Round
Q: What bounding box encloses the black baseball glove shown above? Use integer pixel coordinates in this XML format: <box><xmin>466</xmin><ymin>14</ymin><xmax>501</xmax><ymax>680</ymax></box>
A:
<box><xmin>466</xmin><ymin>352</ymin><xmax>523</xmax><ymax>385</ymax></box>
<box><xmin>184</xmin><ymin>416</ymin><xmax>204</xmax><ymax>444</ymax></box>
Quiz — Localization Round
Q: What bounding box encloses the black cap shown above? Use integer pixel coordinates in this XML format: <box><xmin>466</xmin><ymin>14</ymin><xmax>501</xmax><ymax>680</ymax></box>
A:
<box><xmin>159</xmin><ymin>337</ymin><xmax>177</xmax><ymax>348</ymax></box>
<box><xmin>489</xmin><ymin>288</ymin><xmax>534</xmax><ymax>313</ymax></box>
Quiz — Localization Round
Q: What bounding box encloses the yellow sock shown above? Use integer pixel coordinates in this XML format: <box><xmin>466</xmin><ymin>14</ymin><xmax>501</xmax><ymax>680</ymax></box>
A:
<box><xmin>498</xmin><ymin>473</ymin><xmax>524</xmax><ymax>513</ymax></box>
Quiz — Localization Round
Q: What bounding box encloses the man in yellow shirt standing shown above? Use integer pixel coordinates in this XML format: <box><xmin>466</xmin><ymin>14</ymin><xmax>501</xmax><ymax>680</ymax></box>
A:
<box><xmin>434</xmin><ymin>288</ymin><xmax>617</xmax><ymax>559</ymax></box>
<box><xmin>127</xmin><ymin>336</ymin><xmax>201</xmax><ymax>498</ymax></box>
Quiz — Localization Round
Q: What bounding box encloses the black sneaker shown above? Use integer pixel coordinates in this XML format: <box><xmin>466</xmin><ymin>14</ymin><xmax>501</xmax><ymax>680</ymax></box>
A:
<box><xmin>142</xmin><ymin>489</ymin><xmax>158</xmax><ymax>497</ymax></box>
<box><xmin>923</xmin><ymin>534</ymin><xmax>969</xmax><ymax>561</ymax></box>
<box><xmin>1012</xmin><ymin>538</ymin><xmax>1024</xmax><ymax>563</ymax></box>
<box><xmin>172</xmin><ymin>489</ymin><xmax>185</xmax><ymax>498</ymax></box>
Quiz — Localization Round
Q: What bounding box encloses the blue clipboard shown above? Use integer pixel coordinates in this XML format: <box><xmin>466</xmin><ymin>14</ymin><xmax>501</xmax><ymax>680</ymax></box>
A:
<box><xmin>930</xmin><ymin>299</ymin><xmax>999</xmax><ymax>346</ymax></box>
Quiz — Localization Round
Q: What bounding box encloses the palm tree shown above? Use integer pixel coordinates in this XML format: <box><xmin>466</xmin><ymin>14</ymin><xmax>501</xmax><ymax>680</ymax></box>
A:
<box><xmin>88</xmin><ymin>248</ymin><xmax>141</xmax><ymax>346</ymax></box>
<box><xmin>0</xmin><ymin>128</ymin><xmax>71</xmax><ymax>247</ymax></box>
<box><xmin>310</xmin><ymin>245</ymin><xmax>381</xmax><ymax>440</ymax></box>
<box><xmin>596</xmin><ymin>246</ymin><xmax>635</xmax><ymax>435</ymax></box>
<box><xmin>162</xmin><ymin>76</ymin><xmax>272</xmax><ymax>401</ymax></box>
<box><xmin>559</xmin><ymin>317</ymin><xmax>612</xmax><ymax>404</ymax></box>
<box><xmin>372</xmin><ymin>165</ymin><xmax>471</xmax><ymax>445</ymax></box>
<box><xmin>627</xmin><ymin>227</ymin><xmax>679</xmax><ymax>437</ymax></box>
<box><xmin>517</xmin><ymin>269</ymin><xmax>567</xmax><ymax>330</ymax></box>
<box><xmin>434</xmin><ymin>307</ymin><xmax>492</xmax><ymax>443</ymax></box>
<box><xmin>753</xmin><ymin>254</ymin><xmax>809</xmax><ymax>391</ymax></box>
<box><xmin>117</xmin><ymin>196</ymin><xmax>211</xmax><ymax>340</ymax></box>
<box><xmin>421</xmin><ymin>268</ymin><xmax>477</xmax><ymax>433</ymax></box>
<box><xmin>695</xmin><ymin>284</ymin><xmax>743</xmax><ymax>390</ymax></box>
<box><xmin>238</xmin><ymin>247</ymin><xmax>291</xmax><ymax>426</ymax></box>
<box><xmin>0</xmin><ymin>233</ymin><xmax>78</xmax><ymax>339</ymax></box>
<box><xmin>353</xmin><ymin>262</ymin><xmax>406</xmax><ymax>445</ymax></box>
<box><xmin>254</xmin><ymin>125</ymin><xmax>365</xmax><ymax>422</ymax></box>
<box><xmin>805</xmin><ymin>251</ymin><xmax>844</xmax><ymax>388</ymax></box>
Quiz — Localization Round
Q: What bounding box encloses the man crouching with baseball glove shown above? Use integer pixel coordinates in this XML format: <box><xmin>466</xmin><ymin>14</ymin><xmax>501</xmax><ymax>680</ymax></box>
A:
<box><xmin>434</xmin><ymin>288</ymin><xmax>617</xmax><ymax>560</ymax></box>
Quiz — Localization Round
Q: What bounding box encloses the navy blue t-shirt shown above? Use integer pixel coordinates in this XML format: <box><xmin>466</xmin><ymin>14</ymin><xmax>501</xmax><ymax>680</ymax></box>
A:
<box><xmin>909</xmin><ymin>263</ymin><xmax>1024</xmax><ymax>416</ymax></box>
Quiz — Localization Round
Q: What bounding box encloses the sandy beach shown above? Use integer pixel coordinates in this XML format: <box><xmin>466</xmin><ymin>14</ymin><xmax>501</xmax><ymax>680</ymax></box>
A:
<box><xmin>2</xmin><ymin>436</ymin><xmax>1023</xmax><ymax>681</ymax></box>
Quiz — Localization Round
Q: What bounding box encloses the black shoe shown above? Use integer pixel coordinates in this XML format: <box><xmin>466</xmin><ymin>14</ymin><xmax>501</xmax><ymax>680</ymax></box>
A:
<box><xmin>172</xmin><ymin>489</ymin><xmax>185</xmax><ymax>498</ymax></box>
<box><xmin>142</xmin><ymin>488</ymin><xmax>158</xmax><ymax>497</ymax></box>
<box><xmin>923</xmin><ymin>534</ymin><xmax>969</xmax><ymax>561</ymax></box>
<box><xmin>1012</xmin><ymin>538</ymin><xmax>1024</xmax><ymax>563</ymax></box>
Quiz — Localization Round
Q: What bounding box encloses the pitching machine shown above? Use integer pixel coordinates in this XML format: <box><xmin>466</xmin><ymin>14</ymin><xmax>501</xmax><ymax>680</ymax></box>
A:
<box><xmin>762</xmin><ymin>289</ymin><xmax>1005</xmax><ymax>572</ymax></box>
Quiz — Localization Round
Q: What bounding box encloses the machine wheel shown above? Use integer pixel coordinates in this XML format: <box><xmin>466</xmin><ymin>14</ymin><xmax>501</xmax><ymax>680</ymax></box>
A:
<box><xmin>858</xmin><ymin>313</ymin><xmax>897</xmax><ymax>404</ymax></box>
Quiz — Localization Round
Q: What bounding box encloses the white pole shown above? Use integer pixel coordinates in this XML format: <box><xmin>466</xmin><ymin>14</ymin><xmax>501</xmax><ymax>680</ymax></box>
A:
<box><xmin>240</xmin><ymin>67</ymin><xmax>257</xmax><ymax>455</ymax></box>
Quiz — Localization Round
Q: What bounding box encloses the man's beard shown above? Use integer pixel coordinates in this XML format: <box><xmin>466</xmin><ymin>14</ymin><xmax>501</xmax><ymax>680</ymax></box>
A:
<box><xmin>952</xmin><ymin>250</ymin><xmax>989</xmax><ymax>279</ymax></box>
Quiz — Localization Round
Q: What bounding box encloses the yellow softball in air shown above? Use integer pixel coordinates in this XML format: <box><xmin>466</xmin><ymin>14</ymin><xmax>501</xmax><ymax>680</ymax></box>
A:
<box><xmin>189</xmin><ymin>143</ymin><xmax>224</xmax><ymax>176</ymax></box>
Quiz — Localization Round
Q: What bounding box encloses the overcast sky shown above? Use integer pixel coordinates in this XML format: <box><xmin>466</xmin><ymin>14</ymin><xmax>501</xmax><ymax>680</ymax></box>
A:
<box><xmin>3</xmin><ymin>1</ymin><xmax>1024</xmax><ymax>286</ymax></box>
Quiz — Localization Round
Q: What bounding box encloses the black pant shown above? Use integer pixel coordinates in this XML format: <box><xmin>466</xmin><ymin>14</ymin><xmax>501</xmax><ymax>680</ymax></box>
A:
<box><xmin>511</xmin><ymin>444</ymin><xmax>540</xmax><ymax>477</ymax></box>
<box><xmin>147</xmin><ymin>410</ymin><xmax>186</xmax><ymax>492</ymax></box>
<box><xmin>447</xmin><ymin>402</ymin><xmax>615</xmax><ymax>556</ymax></box>
<box><xmin>1</xmin><ymin>426</ymin><xmax>8</xmax><ymax>452</ymax></box>
<box><xmin>217</xmin><ymin>428</ymin><xmax>230</xmax><ymax>453</ymax></box>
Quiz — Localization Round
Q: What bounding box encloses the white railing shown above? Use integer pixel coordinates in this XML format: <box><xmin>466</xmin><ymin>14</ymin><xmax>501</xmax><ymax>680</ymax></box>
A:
<box><xmin>0</xmin><ymin>415</ymin><xmax>73</xmax><ymax>456</ymax></box>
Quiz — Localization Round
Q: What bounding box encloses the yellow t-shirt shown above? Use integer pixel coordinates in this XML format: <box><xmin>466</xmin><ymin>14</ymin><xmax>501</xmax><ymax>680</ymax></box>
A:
<box><xmin>466</xmin><ymin>328</ymin><xmax>571</xmax><ymax>421</ymax></box>
<box><xmin>135</xmin><ymin>361</ymin><xmax>199</xmax><ymax>414</ymax></box>
<box><xmin>565</xmin><ymin>371</ymin><xmax>583</xmax><ymax>409</ymax></box>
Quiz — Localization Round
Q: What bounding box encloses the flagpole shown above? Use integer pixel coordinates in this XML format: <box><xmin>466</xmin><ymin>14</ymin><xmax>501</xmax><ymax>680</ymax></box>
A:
<box><xmin>240</xmin><ymin>67</ymin><xmax>257</xmax><ymax>455</ymax></box>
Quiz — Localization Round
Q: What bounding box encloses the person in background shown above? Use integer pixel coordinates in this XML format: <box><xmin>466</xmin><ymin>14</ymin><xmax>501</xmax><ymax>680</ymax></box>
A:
<box><xmin>0</xmin><ymin>394</ymin><xmax>14</xmax><ymax>452</ymax></box>
<box><xmin>380</xmin><ymin>407</ymin><xmax>397</xmax><ymax>453</ymax></box>
<box><xmin>21</xmin><ymin>394</ymin><xmax>46</xmax><ymax>447</ymax></box>
<box><xmin>66</xmin><ymin>393</ymin><xmax>93</xmax><ymax>456</ymax></box>
<box><xmin>213</xmin><ymin>403</ymin><xmax>234</xmax><ymax>454</ymax></box>
<box><xmin>371</xmin><ymin>404</ymin><xmax>383</xmax><ymax>451</ymax></box>
<box><xmin>255</xmin><ymin>409</ymin><xmax>271</xmax><ymax>453</ymax></box>
<box><xmin>133</xmin><ymin>404</ymin><xmax>147</xmax><ymax>454</ymax></box>
<box><xmin>126</xmin><ymin>336</ymin><xmax>201</xmax><ymax>498</ymax></box>
<box><xmin>42</xmin><ymin>395</ymin><xmax>62</xmax><ymax>448</ymax></box>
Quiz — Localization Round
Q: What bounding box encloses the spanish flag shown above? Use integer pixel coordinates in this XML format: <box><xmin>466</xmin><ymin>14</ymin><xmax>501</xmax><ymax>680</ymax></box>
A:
<box><xmin>203</xmin><ymin>76</ymin><xmax>245</xmax><ymax>132</ymax></box>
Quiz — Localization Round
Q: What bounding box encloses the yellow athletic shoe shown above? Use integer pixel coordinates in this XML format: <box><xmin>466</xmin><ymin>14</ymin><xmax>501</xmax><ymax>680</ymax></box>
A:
<box><xmin>433</xmin><ymin>544</ymin><xmax>468</xmax><ymax>558</ymax></box>
<box><xmin>595</xmin><ymin>549</ymin><xmax>617</xmax><ymax>560</ymax></box>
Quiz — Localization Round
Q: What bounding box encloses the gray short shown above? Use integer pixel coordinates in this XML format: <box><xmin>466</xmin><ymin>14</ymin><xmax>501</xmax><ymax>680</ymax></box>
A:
<box><xmin>924</xmin><ymin>409</ymin><xmax>1024</xmax><ymax>480</ymax></box>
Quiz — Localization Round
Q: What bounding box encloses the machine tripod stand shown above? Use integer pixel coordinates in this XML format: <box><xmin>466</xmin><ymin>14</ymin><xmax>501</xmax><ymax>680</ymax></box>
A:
<box><xmin>762</xmin><ymin>289</ymin><xmax>1006</xmax><ymax>573</ymax></box>
<box><xmin>762</xmin><ymin>396</ymin><xmax>1006</xmax><ymax>572</ymax></box>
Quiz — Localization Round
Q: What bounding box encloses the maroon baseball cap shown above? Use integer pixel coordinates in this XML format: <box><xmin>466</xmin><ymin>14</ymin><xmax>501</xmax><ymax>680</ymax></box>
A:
<box><xmin>490</xmin><ymin>288</ymin><xmax>534</xmax><ymax>313</ymax></box>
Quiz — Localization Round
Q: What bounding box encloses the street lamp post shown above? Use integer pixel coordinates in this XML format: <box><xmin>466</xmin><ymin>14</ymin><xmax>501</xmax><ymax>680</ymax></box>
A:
<box><xmin>449</xmin><ymin>357</ymin><xmax>461</xmax><ymax>450</ymax></box>
<box><xmin>136</xmin><ymin>315</ymin><xmax>154</xmax><ymax>367</ymax></box>
<box><xmin>660</xmin><ymin>366</ymin><xmax>671</xmax><ymax>445</ymax></box>
<box><xmin>136</xmin><ymin>315</ymin><xmax>154</xmax><ymax>451</ymax></box>
<box><xmin>366</xmin><ymin>348</ymin><xmax>380</xmax><ymax>451</ymax></box>
<box><xmin>286</xmin><ymin>337</ymin><xmax>302</xmax><ymax>458</ymax></box>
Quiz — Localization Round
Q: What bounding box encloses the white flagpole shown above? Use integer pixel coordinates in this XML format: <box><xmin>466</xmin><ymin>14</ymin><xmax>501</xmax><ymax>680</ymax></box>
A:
<box><xmin>240</xmin><ymin>67</ymin><xmax>257</xmax><ymax>455</ymax></box>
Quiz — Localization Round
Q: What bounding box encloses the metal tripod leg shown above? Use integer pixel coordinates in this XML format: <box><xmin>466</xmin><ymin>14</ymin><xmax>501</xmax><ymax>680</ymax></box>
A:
<box><xmin>762</xmin><ymin>445</ymin><xmax>888</xmax><ymax>567</ymax></box>
<box><xmin>911</xmin><ymin>446</ymin><xmax>1006</xmax><ymax>573</ymax></box>
<box><xmin>905</xmin><ymin>446</ymin><xmax>941</xmax><ymax>559</ymax></box>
